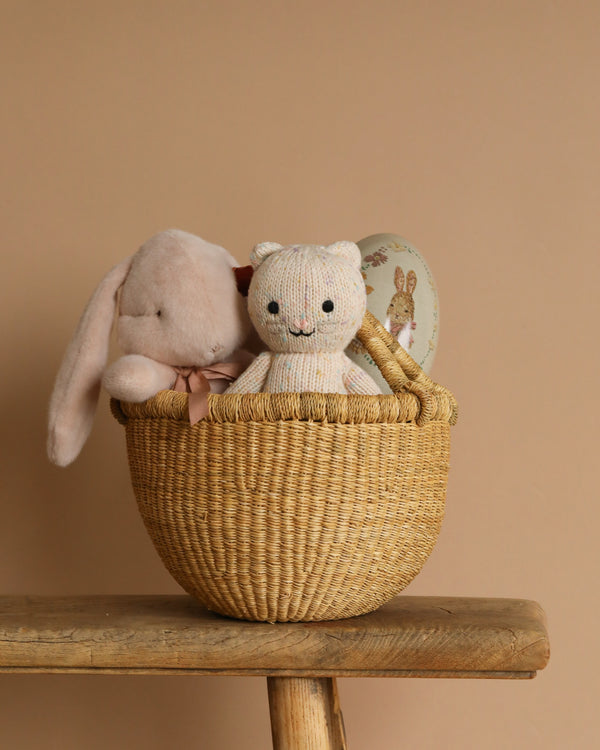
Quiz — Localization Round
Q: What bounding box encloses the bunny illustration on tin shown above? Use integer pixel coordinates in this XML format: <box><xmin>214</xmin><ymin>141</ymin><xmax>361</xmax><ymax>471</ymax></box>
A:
<box><xmin>385</xmin><ymin>266</ymin><xmax>417</xmax><ymax>350</ymax></box>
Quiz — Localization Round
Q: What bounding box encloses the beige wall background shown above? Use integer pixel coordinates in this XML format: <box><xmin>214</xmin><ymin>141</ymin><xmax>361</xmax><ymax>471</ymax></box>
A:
<box><xmin>1</xmin><ymin>1</ymin><xmax>598</xmax><ymax>747</ymax></box>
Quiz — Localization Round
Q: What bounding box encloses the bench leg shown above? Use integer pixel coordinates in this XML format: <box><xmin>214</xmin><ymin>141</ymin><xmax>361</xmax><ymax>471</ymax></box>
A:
<box><xmin>267</xmin><ymin>676</ymin><xmax>347</xmax><ymax>749</ymax></box>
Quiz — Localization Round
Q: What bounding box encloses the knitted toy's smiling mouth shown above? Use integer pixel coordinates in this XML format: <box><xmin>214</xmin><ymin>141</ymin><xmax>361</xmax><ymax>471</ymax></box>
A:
<box><xmin>289</xmin><ymin>328</ymin><xmax>315</xmax><ymax>337</ymax></box>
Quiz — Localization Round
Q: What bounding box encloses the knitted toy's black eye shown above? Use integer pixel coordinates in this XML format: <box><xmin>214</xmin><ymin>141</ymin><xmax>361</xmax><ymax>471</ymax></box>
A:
<box><xmin>156</xmin><ymin>310</ymin><xmax>162</xmax><ymax>317</ymax></box>
<box><xmin>322</xmin><ymin>300</ymin><xmax>334</xmax><ymax>313</ymax></box>
<box><xmin>267</xmin><ymin>301</ymin><xmax>279</xmax><ymax>314</ymax></box>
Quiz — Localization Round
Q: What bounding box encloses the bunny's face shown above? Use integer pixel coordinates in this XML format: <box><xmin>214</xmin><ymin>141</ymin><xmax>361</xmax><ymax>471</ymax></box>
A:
<box><xmin>117</xmin><ymin>231</ymin><xmax>249</xmax><ymax>366</ymax></box>
<box><xmin>248</xmin><ymin>243</ymin><xmax>366</xmax><ymax>354</ymax></box>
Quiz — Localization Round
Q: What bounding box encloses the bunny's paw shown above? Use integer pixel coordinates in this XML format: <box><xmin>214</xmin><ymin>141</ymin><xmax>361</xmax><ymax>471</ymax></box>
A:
<box><xmin>103</xmin><ymin>355</ymin><xmax>175</xmax><ymax>402</ymax></box>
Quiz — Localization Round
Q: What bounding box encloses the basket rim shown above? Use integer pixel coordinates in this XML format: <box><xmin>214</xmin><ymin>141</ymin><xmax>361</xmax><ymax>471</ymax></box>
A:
<box><xmin>111</xmin><ymin>388</ymin><xmax>456</xmax><ymax>427</ymax></box>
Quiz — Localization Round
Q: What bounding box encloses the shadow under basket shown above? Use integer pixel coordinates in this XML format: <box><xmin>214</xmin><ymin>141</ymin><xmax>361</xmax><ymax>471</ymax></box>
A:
<box><xmin>111</xmin><ymin>311</ymin><xmax>458</xmax><ymax>622</ymax></box>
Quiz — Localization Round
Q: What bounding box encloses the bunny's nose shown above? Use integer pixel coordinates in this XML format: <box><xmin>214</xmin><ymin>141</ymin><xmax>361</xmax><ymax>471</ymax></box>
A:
<box><xmin>293</xmin><ymin>318</ymin><xmax>308</xmax><ymax>330</ymax></box>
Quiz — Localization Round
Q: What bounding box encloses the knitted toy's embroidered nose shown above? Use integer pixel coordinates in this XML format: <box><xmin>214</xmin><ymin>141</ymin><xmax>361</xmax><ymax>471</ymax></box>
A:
<box><xmin>293</xmin><ymin>318</ymin><xmax>308</xmax><ymax>330</ymax></box>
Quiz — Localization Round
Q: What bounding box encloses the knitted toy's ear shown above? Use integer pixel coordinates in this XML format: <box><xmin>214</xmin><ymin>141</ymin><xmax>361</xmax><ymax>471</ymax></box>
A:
<box><xmin>326</xmin><ymin>241</ymin><xmax>362</xmax><ymax>269</ymax></box>
<box><xmin>250</xmin><ymin>242</ymin><xmax>283</xmax><ymax>269</ymax></box>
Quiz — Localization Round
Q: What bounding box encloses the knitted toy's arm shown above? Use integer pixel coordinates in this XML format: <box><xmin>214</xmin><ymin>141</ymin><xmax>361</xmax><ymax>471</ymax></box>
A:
<box><xmin>343</xmin><ymin>360</ymin><xmax>381</xmax><ymax>395</ymax></box>
<box><xmin>225</xmin><ymin>352</ymin><xmax>272</xmax><ymax>393</ymax></box>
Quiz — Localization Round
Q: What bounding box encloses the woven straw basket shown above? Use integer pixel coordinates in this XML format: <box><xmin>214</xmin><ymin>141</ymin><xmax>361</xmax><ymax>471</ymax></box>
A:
<box><xmin>111</xmin><ymin>311</ymin><xmax>457</xmax><ymax>622</ymax></box>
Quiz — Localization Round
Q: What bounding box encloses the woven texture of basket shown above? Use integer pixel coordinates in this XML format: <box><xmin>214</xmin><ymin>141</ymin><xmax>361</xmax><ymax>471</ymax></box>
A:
<box><xmin>112</xmin><ymin>311</ymin><xmax>458</xmax><ymax>622</ymax></box>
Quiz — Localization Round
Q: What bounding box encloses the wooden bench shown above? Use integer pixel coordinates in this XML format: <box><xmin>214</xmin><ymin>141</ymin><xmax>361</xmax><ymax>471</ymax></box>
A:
<box><xmin>0</xmin><ymin>595</ymin><xmax>550</xmax><ymax>749</ymax></box>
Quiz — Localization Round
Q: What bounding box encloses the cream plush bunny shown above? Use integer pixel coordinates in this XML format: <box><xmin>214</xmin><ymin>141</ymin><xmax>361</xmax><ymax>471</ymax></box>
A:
<box><xmin>226</xmin><ymin>241</ymin><xmax>380</xmax><ymax>395</ymax></box>
<box><xmin>48</xmin><ymin>229</ymin><xmax>253</xmax><ymax>467</ymax></box>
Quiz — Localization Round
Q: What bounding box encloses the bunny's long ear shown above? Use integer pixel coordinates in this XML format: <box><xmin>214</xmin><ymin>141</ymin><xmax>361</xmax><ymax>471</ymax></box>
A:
<box><xmin>47</xmin><ymin>257</ymin><xmax>134</xmax><ymax>466</ymax></box>
<box><xmin>394</xmin><ymin>266</ymin><xmax>405</xmax><ymax>292</ymax></box>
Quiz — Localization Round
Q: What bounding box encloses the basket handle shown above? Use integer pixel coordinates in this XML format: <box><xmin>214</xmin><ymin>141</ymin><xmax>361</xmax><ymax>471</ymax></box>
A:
<box><xmin>356</xmin><ymin>311</ymin><xmax>434</xmax><ymax>424</ymax></box>
<box><xmin>356</xmin><ymin>311</ymin><xmax>458</xmax><ymax>425</ymax></box>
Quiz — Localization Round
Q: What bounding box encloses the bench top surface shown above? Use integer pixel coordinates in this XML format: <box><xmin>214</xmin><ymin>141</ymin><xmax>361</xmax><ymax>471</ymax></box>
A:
<box><xmin>0</xmin><ymin>595</ymin><xmax>549</xmax><ymax>679</ymax></box>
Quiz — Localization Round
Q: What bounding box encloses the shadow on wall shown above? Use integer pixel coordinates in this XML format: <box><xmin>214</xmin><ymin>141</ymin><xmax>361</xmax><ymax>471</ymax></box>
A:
<box><xmin>0</xmin><ymin>333</ymin><xmax>175</xmax><ymax>595</ymax></box>
<box><xmin>0</xmin><ymin>674</ymin><xmax>271</xmax><ymax>749</ymax></box>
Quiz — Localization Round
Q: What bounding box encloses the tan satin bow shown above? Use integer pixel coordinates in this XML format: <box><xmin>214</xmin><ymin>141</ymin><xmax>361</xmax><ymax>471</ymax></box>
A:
<box><xmin>173</xmin><ymin>361</ymin><xmax>246</xmax><ymax>424</ymax></box>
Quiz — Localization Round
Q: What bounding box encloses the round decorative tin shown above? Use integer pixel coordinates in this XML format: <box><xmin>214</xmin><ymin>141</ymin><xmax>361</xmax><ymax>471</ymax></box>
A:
<box><xmin>347</xmin><ymin>233</ymin><xmax>439</xmax><ymax>392</ymax></box>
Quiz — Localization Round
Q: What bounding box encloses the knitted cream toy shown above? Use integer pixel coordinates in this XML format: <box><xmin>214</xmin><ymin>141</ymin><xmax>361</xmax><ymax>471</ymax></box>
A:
<box><xmin>226</xmin><ymin>241</ymin><xmax>381</xmax><ymax>394</ymax></box>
